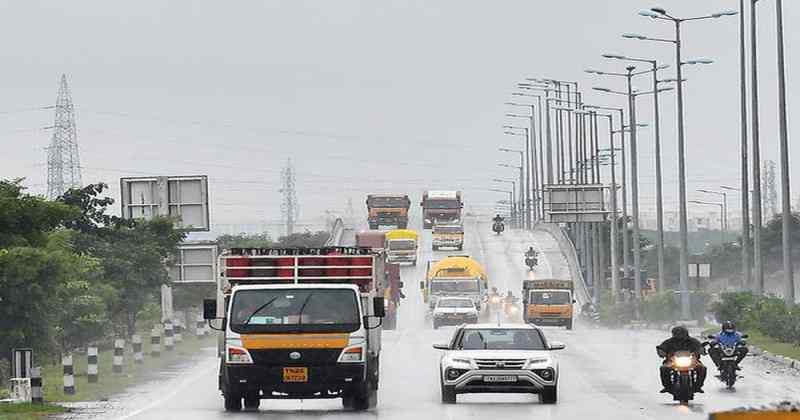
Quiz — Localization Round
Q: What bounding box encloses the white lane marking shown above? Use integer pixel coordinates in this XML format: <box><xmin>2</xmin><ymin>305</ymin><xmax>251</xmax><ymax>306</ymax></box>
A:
<box><xmin>114</xmin><ymin>361</ymin><xmax>218</xmax><ymax>420</ymax></box>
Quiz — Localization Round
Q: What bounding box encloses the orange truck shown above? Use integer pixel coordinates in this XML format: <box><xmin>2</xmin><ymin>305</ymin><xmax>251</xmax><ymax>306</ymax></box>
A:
<box><xmin>522</xmin><ymin>279</ymin><xmax>575</xmax><ymax>330</ymax></box>
<box><xmin>366</xmin><ymin>194</ymin><xmax>410</xmax><ymax>229</ymax></box>
<box><xmin>420</xmin><ymin>190</ymin><xmax>462</xmax><ymax>229</ymax></box>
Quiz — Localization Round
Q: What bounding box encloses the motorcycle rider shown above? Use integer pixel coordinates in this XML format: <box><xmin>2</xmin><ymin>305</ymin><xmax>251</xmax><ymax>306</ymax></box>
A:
<box><xmin>656</xmin><ymin>325</ymin><xmax>707</xmax><ymax>393</ymax></box>
<box><xmin>493</xmin><ymin>214</ymin><xmax>504</xmax><ymax>224</ymax></box>
<box><xmin>708</xmin><ymin>321</ymin><xmax>748</xmax><ymax>370</ymax></box>
<box><xmin>524</xmin><ymin>246</ymin><xmax>538</xmax><ymax>259</ymax></box>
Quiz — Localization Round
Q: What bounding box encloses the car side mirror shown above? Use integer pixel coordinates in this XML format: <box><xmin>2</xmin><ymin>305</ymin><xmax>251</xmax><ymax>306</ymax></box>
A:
<box><xmin>420</xmin><ymin>281</ymin><xmax>425</xmax><ymax>290</ymax></box>
<box><xmin>203</xmin><ymin>299</ymin><xmax>217</xmax><ymax>320</ymax></box>
<box><xmin>373</xmin><ymin>297</ymin><xmax>386</xmax><ymax>318</ymax></box>
<box><xmin>741</xmin><ymin>334</ymin><xmax>749</xmax><ymax>339</ymax></box>
<box><xmin>432</xmin><ymin>343</ymin><xmax>450</xmax><ymax>350</ymax></box>
<box><xmin>549</xmin><ymin>341</ymin><xmax>566</xmax><ymax>351</ymax></box>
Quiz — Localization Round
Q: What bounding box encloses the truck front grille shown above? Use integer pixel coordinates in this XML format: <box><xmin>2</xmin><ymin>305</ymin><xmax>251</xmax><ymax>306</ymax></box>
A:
<box><xmin>248</xmin><ymin>349</ymin><xmax>342</xmax><ymax>366</ymax></box>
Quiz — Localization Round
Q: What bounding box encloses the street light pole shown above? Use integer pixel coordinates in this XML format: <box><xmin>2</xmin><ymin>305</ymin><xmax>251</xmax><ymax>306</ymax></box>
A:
<box><xmin>775</xmin><ymin>0</ymin><xmax>795</xmax><ymax>304</ymax></box>
<box><xmin>698</xmin><ymin>189</ymin><xmax>728</xmax><ymax>236</ymax></box>
<box><xmin>750</xmin><ymin>0</ymin><xmax>764</xmax><ymax>294</ymax></box>
<box><xmin>624</xmin><ymin>67</ymin><xmax>643</xmax><ymax>304</ymax></box>
<box><xmin>738</xmin><ymin>0</ymin><xmax>752</xmax><ymax>290</ymax></box>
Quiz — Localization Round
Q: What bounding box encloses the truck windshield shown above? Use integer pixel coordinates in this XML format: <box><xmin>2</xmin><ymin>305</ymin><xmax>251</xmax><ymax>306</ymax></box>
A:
<box><xmin>369</xmin><ymin>197</ymin><xmax>408</xmax><ymax>207</ymax></box>
<box><xmin>425</xmin><ymin>200</ymin><xmax>460</xmax><ymax>209</ymax></box>
<box><xmin>433</xmin><ymin>226</ymin><xmax>463</xmax><ymax>234</ymax></box>
<box><xmin>229</xmin><ymin>289</ymin><xmax>360</xmax><ymax>334</ymax></box>
<box><xmin>388</xmin><ymin>239</ymin><xmax>415</xmax><ymax>250</ymax></box>
<box><xmin>530</xmin><ymin>291</ymin><xmax>571</xmax><ymax>305</ymax></box>
<box><xmin>431</xmin><ymin>279</ymin><xmax>479</xmax><ymax>293</ymax></box>
<box><xmin>457</xmin><ymin>329</ymin><xmax>546</xmax><ymax>350</ymax></box>
<box><xmin>437</xmin><ymin>299</ymin><xmax>474</xmax><ymax>308</ymax></box>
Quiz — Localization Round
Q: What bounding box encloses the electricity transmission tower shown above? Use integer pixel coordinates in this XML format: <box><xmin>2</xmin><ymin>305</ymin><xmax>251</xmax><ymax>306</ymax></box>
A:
<box><xmin>763</xmin><ymin>160</ymin><xmax>778</xmax><ymax>221</ymax></box>
<box><xmin>46</xmin><ymin>74</ymin><xmax>82</xmax><ymax>199</ymax></box>
<box><xmin>280</xmin><ymin>159</ymin><xmax>298</xmax><ymax>235</ymax></box>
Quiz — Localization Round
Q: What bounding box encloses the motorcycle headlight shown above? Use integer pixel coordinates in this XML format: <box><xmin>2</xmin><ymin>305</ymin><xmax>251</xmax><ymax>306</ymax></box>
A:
<box><xmin>673</xmin><ymin>355</ymin><xmax>693</xmax><ymax>368</ymax></box>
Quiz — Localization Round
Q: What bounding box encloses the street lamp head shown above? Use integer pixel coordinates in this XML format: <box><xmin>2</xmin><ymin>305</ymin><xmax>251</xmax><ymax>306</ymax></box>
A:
<box><xmin>602</xmin><ymin>54</ymin><xmax>628</xmax><ymax>60</ymax></box>
<box><xmin>584</xmin><ymin>68</ymin><xmax>604</xmax><ymax>75</ymax></box>
<box><xmin>656</xmin><ymin>64</ymin><xmax>670</xmax><ymax>71</ymax></box>
<box><xmin>593</xmin><ymin>87</ymin><xmax>612</xmax><ymax>92</ymax></box>
<box><xmin>712</xmin><ymin>10</ymin><xmax>738</xmax><ymax>18</ymax></box>
<box><xmin>626</xmin><ymin>65</ymin><xmax>636</xmax><ymax>72</ymax></box>
<box><xmin>638</xmin><ymin>10</ymin><xmax>660</xmax><ymax>18</ymax></box>
<box><xmin>650</xmin><ymin>7</ymin><xmax>667</xmax><ymax>15</ymax></box>
<box><xmin>622</xmin><ymin>32</ymin><xmax>647</xmax><ymax>40</ymax></box>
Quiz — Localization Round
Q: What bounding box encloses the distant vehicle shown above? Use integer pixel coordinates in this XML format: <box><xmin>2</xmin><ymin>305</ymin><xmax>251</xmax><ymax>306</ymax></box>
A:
<box><xmin>420</xmin><ymin>190</ymin><xmax>463</xmax><ymax>229</ymax></box>
<box><xmin>385</xmin><ymin>229</ymin><xmax>419</xmax><ymax>266</ymax></box>
<box><xmin>206</xmin><ymin>247</ymin><xmax>386</xmax><ymax>412</ymax></box>
<box><xmin>522</xmin><ymin>280</ymin><xmax>575</xmax><ymax>330</ymax></box>
<box><xmin>432</xmin><ymin>223</ymin><xmax>464</xmax><ymax>251</ymax></box>
<box><xmin>422</xmin><ymin>256</ymin><xmax>488</xmax><ymax>312</ymax></box>
<box><xmin>433</xmin><ymin>323</ymin><xmax>565</xmax><ymax>404</ymax></box>
<box><xmin>524</xmin><ymin>255</ymin><xmax>538</xmax><ymax>270</ymax></box>
<box><xmin>492</xmin><ymin>220</ymin><xmax>504</xmax><ymax>235</ymax></box>
<box><xmin>432</xmin><ymin>297</ymin><xmax>479</xmax><ymax>329</ymax></box>
<box><xmin>366</xmin><ymin>194</ymin><xmax>411</xmax><ymax>229</ymax></box>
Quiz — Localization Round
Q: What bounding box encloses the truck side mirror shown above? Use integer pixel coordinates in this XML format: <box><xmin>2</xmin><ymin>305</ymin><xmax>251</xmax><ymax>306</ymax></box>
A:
<box><xmin>373</xmin><ymin>297</ymin><xmax>386</xmax><ymax>318</ymax></box>
<box><xmin>419</xmin><ymin>281</ymin><xmax>425</xmax><ymax>290</ymax></box>
<box><xmin>399</xmin><ymin>281</ymin><xmax>404</xmax><ymax>289</ymax></box>
<box><xmin>203</xmin><ymin>299</ymin><xmax>217</xmax><ymax>320</ymax></box>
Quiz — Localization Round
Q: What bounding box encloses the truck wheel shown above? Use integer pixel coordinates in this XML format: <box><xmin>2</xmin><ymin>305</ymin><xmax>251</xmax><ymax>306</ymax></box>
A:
<box><xmin>565</xmin><ymin>320</ymin><xmax>573</xmax><ymax>330</ymax></box>
<box><xmin>539</xmin><ymin>386</ymin><xmax>557</xmax><ymax>404</ymax></box>
<box><xmin>344</xmin><ymin>384</ymin><xmax>377</xmax><ymax>411</ymax></box>
<box><xmin>441</xmin><ymin>381</ymin><xmax>457</xmax><ymax>404</ymax></box>
<box><xmin>432</xmin><ymin>245</ymin><xmax>438</xmax><ymax>251</ymax></box>
<box><xmin>243</xmin><ymin>393</ymin><xmax>260</xmax><ymax>410</ymax></box>
<box><xmin>457</xmin><ymin>245</ymin><xmax>463</xmax><ymax>251</ymax></box>
<box><xmin>399</xmin><ymin>222</ymin><xmax>408</xmax><ymax>229</ymax></box>
<box><xmin>412</xmin><ymin>260</ymin><xmax>417</xmax><ymax>266</ymax></box>
<box><xmin>224</xmin><ymin>393</ymin><xmax>242</xmax><ymax>411</ymax></box>
<box><xmin>432</xmin><ymin>321</ymin><xmax>439</xmax><ymax>330</ymax></box>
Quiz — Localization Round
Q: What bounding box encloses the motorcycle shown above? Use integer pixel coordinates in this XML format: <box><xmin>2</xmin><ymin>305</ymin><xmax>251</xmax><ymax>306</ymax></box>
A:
<box><xmin>658</xmin><ymin>349</ymin><xmax>701</xmax><ymax>405</ymax></box>
<box><xmin>707</xmin><ymin>334</ymin><xmax>748</xmax><ymax>389</ymax></box>
<box><xmin>492</xmin><ymin>221</ymin><xmax>505</xmax><ymax>235</ymax></box>
<box><xmin>524</xmin><ymin>255</ymin><xmax>538</xmax><ymax>270</ymax></box>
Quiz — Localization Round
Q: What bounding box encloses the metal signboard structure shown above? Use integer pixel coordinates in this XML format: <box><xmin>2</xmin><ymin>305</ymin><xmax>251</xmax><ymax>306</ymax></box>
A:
<box><xmin>168</xmin><ymin>243</ymin><xmax>218</xmax><ymax>284</ymax></box>
<box><xmin>12</xmin><ymin>348</ymin><xmax>33</xmax><ymax>379</ymax></box>
<box><xmin>687</xmin><ymin>262</ymin><xmax>712</xmax><ymax>278</ymax></box>
<box><xmin>120</xmin><ymin>175</ymin><xmax>210</xmax><ymax>231</ymax></box>
<box><xmin>542</xmin><ymin>184</ymin><xmax>608</xmax><ymax>223</ymax></box>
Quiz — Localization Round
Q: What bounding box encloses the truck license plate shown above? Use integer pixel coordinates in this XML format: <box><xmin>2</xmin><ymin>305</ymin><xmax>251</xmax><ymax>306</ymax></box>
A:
<box><xmin>283</xmin><ymin>367</ymin><xmax>308</xmax><ymax>383</ymax></box>
<box><xmin>484</xmin><ymin>375</ymin><xmax>516</xmax><ymax>383</ymax></box>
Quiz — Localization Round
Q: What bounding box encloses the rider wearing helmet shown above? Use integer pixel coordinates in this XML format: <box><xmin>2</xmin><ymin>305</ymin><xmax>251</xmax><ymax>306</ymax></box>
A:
<box><xmin>708</xmin><ymin>321</ymin><xmax>748</xmax><ymax>369</ymax></box>
<box><xmin>493</xmin><ymin>214</ymin><xmax>504</xmax><ymax>223</ymax></box>
<box><xmin>656</xmin><ymin>325</ymin><xmax>707</xmax><ymax>393</ymax></box>
<box><xmin>524</xmin><ymin>246</ymin><xmax>538</xmax><ymax>258</ymax></box>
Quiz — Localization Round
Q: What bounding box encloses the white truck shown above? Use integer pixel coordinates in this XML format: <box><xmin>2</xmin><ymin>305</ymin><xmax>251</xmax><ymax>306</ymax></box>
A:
<box><xmin>203</xmin><ymin>247</ymin><xmax>386</xmax><ymax>412</ymax></box>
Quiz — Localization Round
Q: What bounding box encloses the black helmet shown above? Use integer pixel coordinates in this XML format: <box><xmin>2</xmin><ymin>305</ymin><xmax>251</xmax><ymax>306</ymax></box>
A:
<box><xmin>671</xmin><ymin>325</ymin><xmax>689</xmax><ymax>339</ymax></box>
<box><xmin>722</xmin><ymin>320</ymin><xmax>735</xmax><ymax>332</ymax></box>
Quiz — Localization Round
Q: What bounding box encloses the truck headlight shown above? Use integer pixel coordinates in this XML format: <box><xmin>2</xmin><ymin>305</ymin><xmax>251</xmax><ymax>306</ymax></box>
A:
<box><xmin>226</xmin><ymin>345</ymin><xmax>254</xmax><ymax>364</ymax></box>
<box><xmin>338</xmin><ymin>345</ymin><xmax>364</xmax><ymax>363</ymax></box>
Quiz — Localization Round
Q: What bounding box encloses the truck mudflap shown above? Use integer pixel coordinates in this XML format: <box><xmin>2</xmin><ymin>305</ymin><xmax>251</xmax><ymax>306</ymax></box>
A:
<box><xmin>222</xmin><ymin>364</ymin><xmax>366</xmax><ymax>398</ymax></box>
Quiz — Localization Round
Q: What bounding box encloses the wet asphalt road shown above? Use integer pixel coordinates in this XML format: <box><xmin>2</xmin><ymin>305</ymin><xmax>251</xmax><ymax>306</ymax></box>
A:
<box><xmin>59</xmin><ymin>218</ymin><xmax>800</xmax><ymax>419</ymax></box>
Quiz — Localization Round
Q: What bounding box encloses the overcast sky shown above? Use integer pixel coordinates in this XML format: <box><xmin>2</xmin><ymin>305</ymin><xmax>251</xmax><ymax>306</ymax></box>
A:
<box><xmin>2</xmin><ymin>0</ymin><xmax>798</xmax><ymax>230</ymax></box>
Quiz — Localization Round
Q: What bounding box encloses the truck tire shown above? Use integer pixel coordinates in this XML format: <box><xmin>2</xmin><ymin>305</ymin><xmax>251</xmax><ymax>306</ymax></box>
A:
<box><xmin>457</xmin><ymin>245</ymin><xmax>463</xmax><ymax>251</ymax></box>
<box><xmin>344</xmin><ymin>384</ymin><xmax>377</xmax><ymax>411</ymax></box>
<box><xmin>539</xmin><ymin>386</ymin><xmax>557</xmax><ymax>404</ymax></box>
<box><xmin>565</xmin><ymin>320</ymin><xmax>573</xmax><ymax>330</ymax></box>
<box><xmin>412</xmin><ymin>259</ymin><xmax>417</xmax><ymax>266</ymax></box>
<box><xmin>432</xmin><ymin>245</ymin><xmax>439</xmax><ymax>251</ymax></box>
<box><xmin>441</xmin><ymin>380</ymin><xmax>457</xmax><ymax>404</ymax></box>
<box><xmin>432</xmin><ymin>321</ymin><xmax>439</xmax><ymax>330</ymax></box>
<box><xmin>243</xmin><ymin>393</ymin><xmax>260</xmax><ymax>410</ymax></box>
<box><xmin>224</xmin><ymin>393</ymin><xmax>242</xmax><ymax>411</ymax></box>
<box><xmin>399</xmin><ymin>222</ymin><xmax>408</xmax><ymax>229</ymax></box>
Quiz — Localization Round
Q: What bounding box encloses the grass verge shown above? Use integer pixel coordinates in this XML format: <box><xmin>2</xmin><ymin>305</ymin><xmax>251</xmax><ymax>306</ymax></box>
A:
<box><xmin>40</xmin><ymin>334</ymin><xmax>215</xmax><ymax>403</ymax></box>
<box><xmin>0</xmin><ymin>403</ymin><xmax>66</xmax><ymax>420</ymax></box>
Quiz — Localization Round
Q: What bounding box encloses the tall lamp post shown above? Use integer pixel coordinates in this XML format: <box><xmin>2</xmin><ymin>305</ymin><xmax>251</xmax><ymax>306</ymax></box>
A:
<box><xmin>498</xmin><ymin>158</ymin><xmax>523</xmax><ymax>228</ymax></box>
<box><xmin>506</xmin><ymin>104</ymin><xmax>539</xmax><ymax>227</ymax></box>
<box><xmin>505</xmin><ymin>116</ymin><xmax>531</xmax><ymax>229</ymax></box>
<box><xmin>489</xmin><ymin>189</ymin><xmax>515</xmax><ymax>222</ymax></box>
<box><xmin>493</xmin><ymin>178</ymin><xmax>517</xmax><ymax>223</ymax></box>
<box><xmin>775</xmin><ymin>0</ymin><xmax>794</xmax><ymax>304</ymax></box>
<box><xmin>631</xmin><ymin>4</ymin><xmax>737</xmax><ymax>321</ymax></box>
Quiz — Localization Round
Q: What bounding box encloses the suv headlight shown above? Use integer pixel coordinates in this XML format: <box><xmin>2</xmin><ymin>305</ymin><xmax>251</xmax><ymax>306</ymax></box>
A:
<box><xmin>338</xmin><ymin>345</ymin><xmax>365</xmax><ymax>363</ymax></box>
<box><xmin>226</xmin><ymin>345</ymin><xmax>254</xmax><ymax>364</ymax></box>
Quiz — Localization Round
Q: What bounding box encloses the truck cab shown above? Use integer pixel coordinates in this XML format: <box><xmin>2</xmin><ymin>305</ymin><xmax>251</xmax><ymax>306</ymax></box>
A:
<box><xmin>422</xmin><ymin>256</ymin><xmax>487</xmax><ymax>312</ymax></box>
<box><xmin>366</xmin><ymin>194</ymin><xmax>410</xmax><ymax>229</ymax></box>
<box><xmin>522</xmin><ymin>280</ymin><xmax>575</xmax><ymax>330</ymax></box>
<box><xmin>205</xmin><ymin>248</ymin><xmax>386</xmax><ymax>412</ymax></box>
<box><xmin>384</xmin><ymin>229</ymin><xmax>418</xmax><ymax>265</ymax></box>
<box><xmin>431</xmin><ymin>223</ymin><xmax>464</xmax><ymax>251</ymax></box>
<box><xmin>420</xmin><ymin>190</ymin><xmax>463</xmax><ymax>229</ymax></box>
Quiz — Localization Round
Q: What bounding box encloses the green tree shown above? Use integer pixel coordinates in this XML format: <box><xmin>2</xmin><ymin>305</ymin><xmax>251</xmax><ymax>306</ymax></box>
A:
<box><xmin>0</xmin><ymin>179</ymin><xmax>77</xmax><ymax>248</ymax></box>
<box><xmin>216</xmin><ymin>232</ymin><xmax>273</xmax><ymax>249</ymax></box>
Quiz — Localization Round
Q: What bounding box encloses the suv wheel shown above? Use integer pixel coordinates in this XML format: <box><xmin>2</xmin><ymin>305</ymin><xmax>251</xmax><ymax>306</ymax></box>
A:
<box><xmin>539</xmin><ymin>386</ymin><xmax>557</xmax><ymax>404</ymax></box>
<box><xmin>440</xmin><ymin>380</ymin><xmax>456</xmax><ymax>404</ymax></box>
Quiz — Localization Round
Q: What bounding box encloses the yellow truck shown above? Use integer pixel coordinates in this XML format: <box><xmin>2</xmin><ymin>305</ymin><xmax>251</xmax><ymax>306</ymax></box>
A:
<box><xmin>421</xmin><ymin>256</ymin><xmax>488</xmax><ymax>312</ymax></box>
<box><xmin>366</xmin><ymin>194</ymin><xmax>410</xmax><ymax>229</ymax></box>
<box><xmin>431</xmin><ymin>223</ymin><xmax>464</xmax><ymax>251</ymax></box>
<box><xmin>384</xmin><ymin>229</ymin><xmax>418</xmax><ymax>266</ymax></box>
<box><xmin>522</xmin><ymin>279</ymin><xmax>575</xmax><ymax>330</ymax></box>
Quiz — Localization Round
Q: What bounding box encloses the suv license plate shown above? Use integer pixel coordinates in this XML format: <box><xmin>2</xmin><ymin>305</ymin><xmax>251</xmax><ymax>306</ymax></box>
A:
<box><xmin>484</xmin><ymin>375</ymin><xmax>516</xmax><ymax>383</ymax></box>
<box><xmin>283</xmin><ymin>367</ymin><xmax>308</xmax><ymax>383</ymax></box>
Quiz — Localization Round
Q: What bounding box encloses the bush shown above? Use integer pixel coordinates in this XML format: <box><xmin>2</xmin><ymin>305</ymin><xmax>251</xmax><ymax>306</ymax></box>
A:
<box><xmin>711</xmin><ymin>291</ymin><xmax>758</xmax><ymax>329</ymax></box>
<box><xmin>712</xmin><ymin>291</ymin><xmax>800</xmax><ymax>346</ymax></box>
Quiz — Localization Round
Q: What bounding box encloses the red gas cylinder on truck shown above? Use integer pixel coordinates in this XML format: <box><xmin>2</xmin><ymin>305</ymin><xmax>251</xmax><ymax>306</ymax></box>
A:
<box><xmin>225</xmin><ymin>248</ymin><xmax>250</xmax><ymax>278</ymax></box>
<box><xmin>251</xmin><ymin>248</ymin><xmax>276</xmax><ymax>278</ymax></box>
<box><xmin>299</xmin><ymin>249</ymin><xmax>325</xmax><ymax>278</ymax></box>
<box><xmin>276</xmin><ymin>249</ymin><xmax>296</xmax><ymax>278</ymax></box>
<box><xmin>324</xmin><ymin>248</ymin><xmax>349</xmax><ymax>278</ymax></box>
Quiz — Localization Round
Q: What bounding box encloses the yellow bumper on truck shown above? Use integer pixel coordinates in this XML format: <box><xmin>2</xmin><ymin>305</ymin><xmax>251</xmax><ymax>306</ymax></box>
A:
<box><xmin>525</xmin><ymin>305</ymin><xmax>572</xmax><ymax>325</ymax></box>
<box><xmin>241</xmin><ymin>333</ymin><xmax>349</xmax><ymax>349</ymax></box>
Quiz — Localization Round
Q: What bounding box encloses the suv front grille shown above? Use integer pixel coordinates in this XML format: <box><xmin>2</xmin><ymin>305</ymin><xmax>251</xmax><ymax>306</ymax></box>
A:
<box><xmin>474</xmin><ymin>359</ymin><xmax>526</xmax><ymax>370</ymax></box>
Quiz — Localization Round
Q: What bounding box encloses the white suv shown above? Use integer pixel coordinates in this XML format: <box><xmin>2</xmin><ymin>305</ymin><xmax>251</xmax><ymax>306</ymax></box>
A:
<box><xmin>433</xmin><ymin>323</ymin><xmax>565</xmax><ymax>404</ymax></box>
<box><xmin>432</xmin><ymin>297</ymin><xmax>479</xmax><ymax>329</ymax></box>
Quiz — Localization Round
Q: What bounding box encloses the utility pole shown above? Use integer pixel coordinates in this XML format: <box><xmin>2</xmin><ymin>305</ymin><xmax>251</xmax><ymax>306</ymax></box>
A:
<box><xmin>280</xmin><ymin>159</ymin><xmax>298</xmax><ymax>236</ymax></box>
<box><xmin>46</xmin><ymin>74</ymin><xmax>82</xmax><ymax>199</ymax></box>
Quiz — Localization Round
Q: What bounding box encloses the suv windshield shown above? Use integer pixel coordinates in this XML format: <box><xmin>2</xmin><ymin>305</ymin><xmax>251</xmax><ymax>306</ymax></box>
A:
<box><xmin>438</xmin><ymin>299</ymin><xmax>474</xmax><ymax>309</ymax></box>
<box><xmin>229</xmin><ymin>288</ymin><xmax>360</xmax><ymax>334</ymax></box>
<box><xmin>457</xmin><ymin>329</ymin><xmax>546</xmax><ymax>351</ymax></box>
<box><xmin>531</xmin><ymin>291</ymin><xmax>571</xmax><ymax>305</ymax></box>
